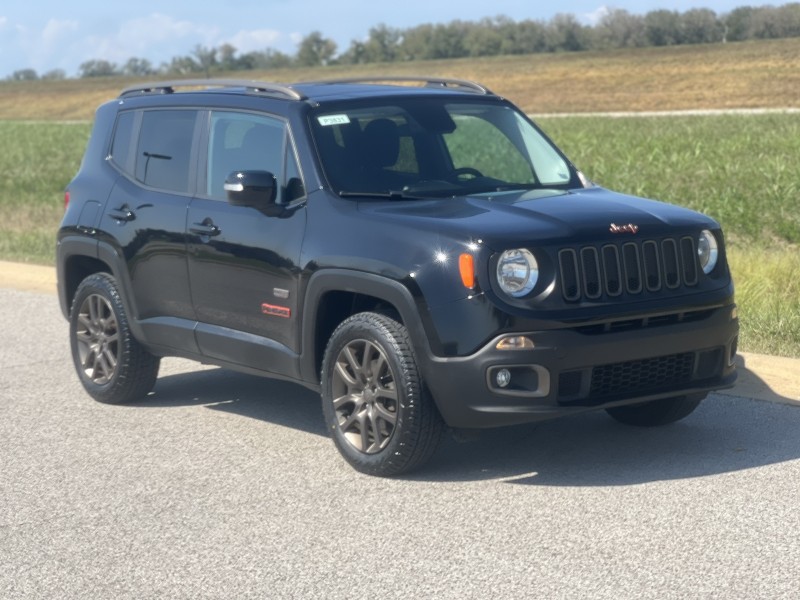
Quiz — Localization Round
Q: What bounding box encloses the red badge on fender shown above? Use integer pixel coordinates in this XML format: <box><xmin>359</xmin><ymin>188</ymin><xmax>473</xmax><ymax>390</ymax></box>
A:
<box><xmin>261</xmin><ymin>303</ymin><xmax>291</xmax><ymax>318</ymax></box>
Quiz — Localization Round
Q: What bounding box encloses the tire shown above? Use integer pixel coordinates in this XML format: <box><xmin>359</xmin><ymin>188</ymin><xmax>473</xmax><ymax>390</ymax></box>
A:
<box><xmin>321</xmin><ymin>312</ymin><xmax>444</xmax><ymax>476</ymax></box>
<box><xmin>69</xmin><ymin>273</ymin><xmax>160</xmax><ymax>404</ymax></box>
<box><xmin>605</xmin><ymin>393</ymin><xmax>706</xmax><ymax>427</ymax></box>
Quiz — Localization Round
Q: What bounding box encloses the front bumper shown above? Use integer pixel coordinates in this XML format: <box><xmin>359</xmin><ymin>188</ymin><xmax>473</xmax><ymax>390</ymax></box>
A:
<box><xmin>422</xmin><ymin>304</ymin><xmax>739</xmax><ymax>428</ymax></box>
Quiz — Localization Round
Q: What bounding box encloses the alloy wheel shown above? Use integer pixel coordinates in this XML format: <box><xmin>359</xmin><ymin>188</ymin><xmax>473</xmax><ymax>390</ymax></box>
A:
<box><xmin>331</xmin><ymin>339</ymin><xmax>399</xmax><ymax>454</ymax></box>
<box><xmin>74</xmin><ymin>293</ymin><xmax>119</xmax><ymax>385</ymax></box>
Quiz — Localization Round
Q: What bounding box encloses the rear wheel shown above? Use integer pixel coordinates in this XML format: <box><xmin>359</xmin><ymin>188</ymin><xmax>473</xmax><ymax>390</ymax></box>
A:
<box><xmin>69</xmin><ymin>273</ymin><xmax>159</xmax><ymax>404</ymax></box>
<box><xmin>605</xmin><ymin>394</ymin><xmax>706</xmax><ymax>427</ymax></box>
<box><xmin>321</xmin><ymin>312</ymin><xmax>444</xmax><ymax>476</ymax></box>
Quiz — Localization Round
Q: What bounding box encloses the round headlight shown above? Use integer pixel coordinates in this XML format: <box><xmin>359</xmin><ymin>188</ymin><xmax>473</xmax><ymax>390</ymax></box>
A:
<box><xmin>698</xmin><ymin>230</ymin><xmax>719</xmax><ymax>275</ymax></box>
<box><xmin>497</xmin><ymin>249</ymin><xmax>538</xmax><ymax>297</ymax></box>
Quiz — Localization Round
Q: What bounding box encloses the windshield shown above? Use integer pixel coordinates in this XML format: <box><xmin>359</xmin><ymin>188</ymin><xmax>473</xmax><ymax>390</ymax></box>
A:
<box><xmin>309</xmin><ymin>98</ymin><xmax>575</xmax><ymax>198</ymax></box>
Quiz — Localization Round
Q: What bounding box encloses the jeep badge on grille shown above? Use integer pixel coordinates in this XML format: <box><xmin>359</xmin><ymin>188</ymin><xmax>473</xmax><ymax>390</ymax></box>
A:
<box><xmin>610</xmin><ymin>223</ymin><xmax>639</xmax><ymax>234</ymax></box>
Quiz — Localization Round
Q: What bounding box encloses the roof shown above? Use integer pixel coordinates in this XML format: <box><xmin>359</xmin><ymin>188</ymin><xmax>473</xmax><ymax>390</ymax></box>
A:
<box><xmin>119</xmin><ymin>77</ymin><xmax>495</xmax><ymax>103</ymax></box>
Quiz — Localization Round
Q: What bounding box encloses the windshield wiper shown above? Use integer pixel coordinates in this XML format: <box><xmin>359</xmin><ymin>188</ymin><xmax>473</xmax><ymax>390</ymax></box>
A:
<box><xmin>338</xmin><ymin>190</ymin><xmax>424</xmax><ymax>200</ymax></box>
<box><xmin>492</xmin><ymin>183</ymin><xmax>541</xmax><ymax>192</ymax></box>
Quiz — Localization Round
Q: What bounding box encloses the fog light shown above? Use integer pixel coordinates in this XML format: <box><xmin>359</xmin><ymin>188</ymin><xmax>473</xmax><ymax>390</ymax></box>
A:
<box><xmin>496</xmin><ymin>336</ymin><xmax>534</xmax><ymax>350</ymax></box>
<box><xmin>496</xmin><ymin>368</ymin><xmax>512</xmax><ymax>388</ymax></box>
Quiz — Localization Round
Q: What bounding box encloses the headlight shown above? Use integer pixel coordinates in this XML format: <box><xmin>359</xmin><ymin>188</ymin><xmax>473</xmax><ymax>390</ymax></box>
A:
<box><xmin>698</xmin><ymin>230</ymin><xmax>719</xmax><ymax>275</ymax></box>
<box><xmin>497</xmin><ymin>249</ymin><xmax>538</xmax><ymax>297</ymax></box>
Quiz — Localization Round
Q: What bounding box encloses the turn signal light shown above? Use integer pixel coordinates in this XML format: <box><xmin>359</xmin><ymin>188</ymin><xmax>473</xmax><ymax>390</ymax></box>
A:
<box><xmin>459</xmin><ymin>253</ymin><xmax>475</xmax><ymax>289</ymax></box>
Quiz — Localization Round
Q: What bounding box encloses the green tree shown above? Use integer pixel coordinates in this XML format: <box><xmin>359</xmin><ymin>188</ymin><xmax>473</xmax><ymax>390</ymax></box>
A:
<box><xmin>296</xmin><ymin>31</ymin><xmax>337</xmax><ymax>66</ymax></box>
<box><xmin>645</xmin><ymin>10</ymin><xmax>683</xmax><ymax>46</ymax></box>
<box><xmin>218</xmin><ymin>44</ymin><xmax>239</xmax><ymax>71</ymax></box>
<box><xmin>192</xmin><ymin>45</ymin><xmax>218</xmax><ymax>78</ymax></box>
<box><xmin>122</xmin><ymin>57</ymin><xmax>155</xmax><ymax>77</ymax></box>
<box><xmin>681</xmin><ymin>9</ymin><xmax>723</xmax><ymax>44</ymax></box>
<box><xmin>78</xmin><ymin>60</ymin><xmax>118</xmax><ymax>77</ymax></box>
<box><xmin>160</xmin><ymin>55</ymin><xmax>200</xmax><ymax>75</ymax></box>
<box><xmin>363</xmin><ymin>24</ymin><xmax>401</xmax><ymax>62</ymax></box>
<box><xmin>596</xmin><ymin>9</ymin><xmax>646</xmax><ymax>48</ymax></box>
<box><xmin>547</xmin><ymin>13</ymin><xmax>593</xmax><ymax>51</ymax></box>
<box><xmin>41</xmin><ymin>69</ymin><xmax>66</xmax><ymax>80</ymax></box>
<box><xmin>463</xmin><ymin>18</ymin><xmax>504</xmax><ymax>57</ymax></box>
<box><xmin>723</xmin><ymin>6</ymin><xmax>756</xmax><ymax>41</ymax></box>
<box><xmin>9</xmin><ymin>68</ymin><xmax>38</xmax><ymax>81</ymax></box>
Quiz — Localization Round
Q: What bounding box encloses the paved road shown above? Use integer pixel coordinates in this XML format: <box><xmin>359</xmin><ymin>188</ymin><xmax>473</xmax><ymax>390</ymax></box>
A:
<box><xmin>2</xmin><ymin>287</ymin><xmax>799</xmax><ymax>599</ymax></box>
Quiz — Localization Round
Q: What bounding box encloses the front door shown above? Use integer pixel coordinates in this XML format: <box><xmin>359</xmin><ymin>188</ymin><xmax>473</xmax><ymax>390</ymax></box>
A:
<box><xmin>186</xmin><ymin>111</ymin><xmax>307</xmax><ymax>375</ymax></box>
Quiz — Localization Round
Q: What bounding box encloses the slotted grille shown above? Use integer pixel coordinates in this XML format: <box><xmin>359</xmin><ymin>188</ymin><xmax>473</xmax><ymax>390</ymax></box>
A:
<box><xmin>590</xmin><ymin>352</ymin><xmax>695</xmax><ymax>398</ymax></box>
<box><xmin>558</xmin><ymin>237</ymin><xmax>698</xmax><ymax>302</ymax></box>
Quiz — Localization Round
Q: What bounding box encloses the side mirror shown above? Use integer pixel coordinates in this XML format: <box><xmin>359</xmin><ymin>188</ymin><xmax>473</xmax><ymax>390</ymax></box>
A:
<box><xmin>224</xmin><ymin>170</ymin><xmax>278</xmax><ymax>214</ymax></box>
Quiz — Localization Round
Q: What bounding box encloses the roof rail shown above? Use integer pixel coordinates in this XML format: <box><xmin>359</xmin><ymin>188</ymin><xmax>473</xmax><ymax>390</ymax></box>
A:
<box><xmin>308</xmin><ymin>76</ymin><xmax>492</xmax><ymax>95</ymax></box>
<box><xmin>119</xmin><ymin>79</ymin><xmax>306</xmax><ymax>101</ymax></box>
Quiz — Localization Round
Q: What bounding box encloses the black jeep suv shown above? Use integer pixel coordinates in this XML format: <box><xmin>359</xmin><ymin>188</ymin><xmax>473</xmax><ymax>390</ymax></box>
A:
<box><xmin>57</xmin><ymin>77</ymin><xmax>738</xmax><ymax>475</ymax></box>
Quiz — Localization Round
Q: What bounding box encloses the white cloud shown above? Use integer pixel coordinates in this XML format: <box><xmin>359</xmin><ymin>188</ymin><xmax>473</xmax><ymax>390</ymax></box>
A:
<box><xmin>40</xmin><ymin>18</ymin><xmax>79</xmax><ymax>49</ymax></box>
<box><xmin>81</xmin><ymin>13</ymin><xmax>221</xmax><ymax>66</ymax></box>
<box><xmin>581</xmin><ymin>5</ymin><xmax>611</xmax><ymax>26</ymax></box>
<box><xmin>227</xmin><ymin>28</ymin><xmax>284</xmax><ymax>54</ymax></box>
<box><xmin>3</xmin><ymin>18</ymin><xmax>79</xmax><ymax>74</ymax></box>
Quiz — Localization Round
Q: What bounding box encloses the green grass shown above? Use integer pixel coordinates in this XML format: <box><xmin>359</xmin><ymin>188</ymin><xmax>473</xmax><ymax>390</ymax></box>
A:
<box><xmin>1</xmin><ymin>115</ymin><xmax>798</xmax><ymax>357</ymax></box>
<box><xmin>0</xmin><ymin>121</ymin><xmax>90</xmax><ymax>262</ymax></box>
<box><xmin>538</xmin><ymin>114</ymin><xmax>800</xmax><ymax>357</ymax></box>
<box><xmin>729</xmin><ymin>246</ymin><xmax>800</xmax><ymax>357</ymax></box>
<box><xmin>537</xmin><ymin>114</ymin><xmax>800</xmax><ymax>244</ymax></box>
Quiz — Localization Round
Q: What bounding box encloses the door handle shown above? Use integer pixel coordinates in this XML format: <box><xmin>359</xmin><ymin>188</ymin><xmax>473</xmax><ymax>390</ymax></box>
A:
<box><xmin>107</xmin><ymin>206</ymin><xmax>135</xmax><ymax>222</ymax></box>
<box><xmin>190</xmin><ymin>220</ymin><xmax>221</xmax><ymax>237</ymax></box>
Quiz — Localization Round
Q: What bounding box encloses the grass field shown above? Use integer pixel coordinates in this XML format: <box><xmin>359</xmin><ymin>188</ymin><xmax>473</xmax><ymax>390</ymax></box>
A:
<box><xmin>538</xmin><ymin>114</ymin><xmax>800</xmax><ymax>358</ymax></box>
<box><xmin>1</xmin><ymin>38</ymin><xmax>800</xmax><ymax>119</ymax></box>
<box><xmin>0</xmin><ymin>38</ymin><xmax>798</xmax><ymax>357</ymax></box>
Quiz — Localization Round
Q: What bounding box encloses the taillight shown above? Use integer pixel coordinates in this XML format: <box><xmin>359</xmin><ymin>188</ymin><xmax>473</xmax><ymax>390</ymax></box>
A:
<box><xmin>64</xmin><ymin>191</ymin><xmax>70</xmax><ymax>210</ymax></box>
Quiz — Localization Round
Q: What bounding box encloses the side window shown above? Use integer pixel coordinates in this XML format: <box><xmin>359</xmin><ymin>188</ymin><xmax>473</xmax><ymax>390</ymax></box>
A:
<box><xmin>284</xmin><ymin>146</ymin><xmax>306</xmax><ymax>203</ymax></box>
<box><xmin>135</xmin><ymin>110</ymin><xmax>197</xmax><ymax>193</ymax></box>
<box><xmin>109</xmin><ymin>111</ymin><xmax>136</xmax><ymax>174</ymax></box>
<box><xmin>207</xmin><ymin>112</ymin><xmax>292</xmax><ymax>202</ymax></box>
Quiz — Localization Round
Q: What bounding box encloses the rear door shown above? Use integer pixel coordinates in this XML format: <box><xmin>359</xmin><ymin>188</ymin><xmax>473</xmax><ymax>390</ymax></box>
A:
<box><xmin>100</xmin><ymin>108</ymin><xmax>200</xmax><ymax>351</ymax></box>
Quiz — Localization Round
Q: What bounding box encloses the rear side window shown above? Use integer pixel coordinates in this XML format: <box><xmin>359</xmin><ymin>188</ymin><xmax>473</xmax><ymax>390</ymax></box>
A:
<box><xmin>109</xmin><ymin>111</ymin><xmax>135</xmax><ymax>173</ymax></box>
<box><xmin>134</xmin><ymin>110</ymin><xmax>197</xmax><ymax>193</ymax></box>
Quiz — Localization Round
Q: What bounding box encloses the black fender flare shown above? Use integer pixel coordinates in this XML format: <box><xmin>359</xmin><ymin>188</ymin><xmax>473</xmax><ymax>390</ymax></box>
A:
<box><xmin>299</xmin><ymin>269</ymin><xmax>441</xmax><ymax>385</ymax></box>
<box><xmin>57</xmin><ymin>235</ymin><xmax>148</xmax><ymax>343</ymax></box>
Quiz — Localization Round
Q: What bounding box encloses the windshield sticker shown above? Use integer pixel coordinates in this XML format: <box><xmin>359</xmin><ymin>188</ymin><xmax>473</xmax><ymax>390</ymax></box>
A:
<box><xmin>317</xmin><ymin>114</ymin><xmax>350</xmax><ymax>126</ymax></box>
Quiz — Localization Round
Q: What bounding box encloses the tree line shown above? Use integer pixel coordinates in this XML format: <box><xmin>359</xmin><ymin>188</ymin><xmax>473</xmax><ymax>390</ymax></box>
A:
<box><xmin>8</xmin><ymin>3</ymin><xmax>800</xmax><ymax>80</ymax></box>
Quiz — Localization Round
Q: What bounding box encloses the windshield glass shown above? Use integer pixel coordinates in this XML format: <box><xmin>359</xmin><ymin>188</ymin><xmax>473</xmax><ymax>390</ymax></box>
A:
<box><xmin>309</xmin><ymin>99</ymin><xmax>574</xmax><ymax>197</ymax></box>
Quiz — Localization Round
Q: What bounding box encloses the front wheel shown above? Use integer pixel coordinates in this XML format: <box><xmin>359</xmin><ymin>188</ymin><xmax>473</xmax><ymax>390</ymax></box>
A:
<box><xmin>321</xmin><ymin>312</ymin><xmax>444</xmax><ymax>476</ymax></box>
<box><xmin>605</xmin><ymin>394</ymin><xmax>706</xmax><ymax>427</ymax></box>
<box><xmin>69</xmin><ymin>273</ymin><xmax>160</xmax><ymax>404</ymax></box>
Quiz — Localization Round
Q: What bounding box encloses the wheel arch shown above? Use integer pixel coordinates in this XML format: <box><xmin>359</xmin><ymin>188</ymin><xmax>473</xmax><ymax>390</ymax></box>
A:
<box><xmin>57</xmin><ymin>236</ymin><xmax>143</xmax><ymax>341</ymax></box>
<box><xmin>300</xmin><ymin>269</ymin><xmax>439</xmax><ymax>386</ymax></box>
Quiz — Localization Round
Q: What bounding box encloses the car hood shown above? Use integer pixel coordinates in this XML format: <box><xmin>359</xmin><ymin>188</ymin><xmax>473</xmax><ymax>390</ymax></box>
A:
<box><xmin>357</xmin><ymin>186</ymin><xmax>719</xmax><ymax>250</ymax></box>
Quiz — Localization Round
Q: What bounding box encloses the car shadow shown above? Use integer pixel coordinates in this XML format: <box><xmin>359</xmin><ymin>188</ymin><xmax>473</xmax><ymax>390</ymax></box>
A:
<box><xmin>131</xmin><ymin>362</ymin><xmax>800</xmax><ymax>486</ymax></box>
<box><xmin>131</xmin><ymin>366</ymin><xmax>326</xmax><ymax>437</ymax></box>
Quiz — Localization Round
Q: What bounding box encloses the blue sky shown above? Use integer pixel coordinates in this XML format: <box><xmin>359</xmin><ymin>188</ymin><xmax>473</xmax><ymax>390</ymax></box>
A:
<box><xmin>0</xmin><ymin>1</ymin><xmax>762</xmax><ymax>77</ymax></box>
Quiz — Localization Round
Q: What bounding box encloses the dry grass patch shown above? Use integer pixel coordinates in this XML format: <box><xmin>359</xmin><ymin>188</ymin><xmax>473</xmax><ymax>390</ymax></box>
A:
<box><xmin>2</xmin><ymin>38</ymin><xmax>800</xmax><ymax>120</ymax></box>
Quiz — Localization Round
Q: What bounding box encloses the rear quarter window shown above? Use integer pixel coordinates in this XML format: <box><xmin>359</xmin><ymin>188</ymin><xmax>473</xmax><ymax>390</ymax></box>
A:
<box><xmin>109</xmin><ymin>111</ymin><xmax>136</xmax><ymax>174</ymax></box>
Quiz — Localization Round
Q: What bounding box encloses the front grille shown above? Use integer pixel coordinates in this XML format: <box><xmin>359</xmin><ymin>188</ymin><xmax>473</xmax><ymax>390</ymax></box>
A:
<box><xmin>559</xmin><ymin>237</ymin><xmax>699</xmax><ymax>302</ymax></box>
<box><xmin>590</xmin><ymin>352</ymin><xmax>695</xmax><ymax>398</ymax></box>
